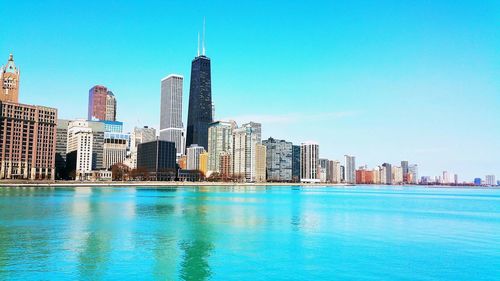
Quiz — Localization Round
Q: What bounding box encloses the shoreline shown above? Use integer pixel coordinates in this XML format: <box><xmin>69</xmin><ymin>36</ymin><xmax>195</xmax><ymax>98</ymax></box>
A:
<box><xmin>0</xmin><ymin>181</ymin><xmax>497</xmax><ymax>189</ymax></box>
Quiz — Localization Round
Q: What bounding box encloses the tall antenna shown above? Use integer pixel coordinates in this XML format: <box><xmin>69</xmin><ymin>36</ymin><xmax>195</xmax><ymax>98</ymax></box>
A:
<box><xmin>202</xmin><ymin>17</ymin><xmax>206</xmax><ymax>56</ymax></box>
<box><xmin>197</xmin><ymin>32</ymin><xmax>200</xmax><ymax>56</ymax></box>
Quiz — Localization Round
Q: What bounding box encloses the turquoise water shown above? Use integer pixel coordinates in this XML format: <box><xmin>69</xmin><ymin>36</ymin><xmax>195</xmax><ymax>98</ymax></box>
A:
<box><xmin>0</xmin><ymin>186</ymin><xmax>499</xmax><ymax>281</ymax></box>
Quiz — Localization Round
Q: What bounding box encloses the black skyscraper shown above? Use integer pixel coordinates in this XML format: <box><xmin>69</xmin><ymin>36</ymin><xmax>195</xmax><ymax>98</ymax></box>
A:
<box><xmin>186</xmin><ymin>54</ymin><xmax>213</xmax><ymax>150</ymax></box>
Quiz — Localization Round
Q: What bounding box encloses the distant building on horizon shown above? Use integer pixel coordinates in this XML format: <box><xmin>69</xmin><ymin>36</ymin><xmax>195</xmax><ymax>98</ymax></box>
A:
<box><xmin>344</xmin><ymin>155</ymin><xmax>356</xmax><ymax>184</ymax></box>
<box><xmin>160</xmin><ymin>74</ymin><xmax>185</xmax><ymax>156</ymax></box>
<box><xmin>382</xmin><ymin>163</ymin><xmax>392</xmax><ymax>184</ymax></box>
<box><xmin>254</xmin><ymin>143</ymin><xmax>267</xmax><ymax>183</ymax></box>
<box><xmin>409</xmin><ymin>164</ymin><xmax>418</xmax><ymax>184</ymax></box>
<box><xmin>401</xmin><ymin>160</ymin><xmax>409</xmax><ymax>183</ymax></box>
<box><xmin>485</xmin><ymin>175</ymin><xmax>496</xmax><ymax>186</ymax></box>
<box><xmin>292</xmin><ymin>145</ymin><xmax>301</xmax><ymax>182</ymax></box>
<box><xmin>300</xmin><ymin>142</ymin><xmax>319</xmax><ymax>183</ymax></box>
<box><xmin>329</xmin><ymin>160</ymin><xmax>341</xmax><ymax>183</ymax></box>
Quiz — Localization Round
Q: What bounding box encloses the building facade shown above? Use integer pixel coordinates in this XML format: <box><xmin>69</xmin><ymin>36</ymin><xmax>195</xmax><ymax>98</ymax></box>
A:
<box><xmin>187</xmin><ymin>144</ymin><xmax>205</xmax><ymax>170</ymax></box>
<box><xmin>199</xmin><ymin>152</ymin><xmax>208</xmax><ymax>176</ymax></box>
<box><xmin>254</xmin><ymin>143</ymin><xmax>267</xmax><ymax>183</ymax></box>
<box><xmin>55</xmin><ymin>119</ymin><xmax>70</xmax><ymax>179</ymax></box>
<box><xmin>137</xmin><ymin>140</ymin><xmax>176</xmax><ymax>180</ymax></box>
<box><xmin>300</xmin><ymin>142</ymin><xmax>319</xmax><ymax>183</ymax></box>
<box><xmin>66</xmin><ymin>120</ymin><xmax>93</xmax><ymax>180</ymax></box>
<box><xmin>485</xmin><ymin>175</ymin><xmax>496</xmax><ymax>186</ymax></box>
<box><xmin>329</xmin><ymin>160</ymin><xmax>341</xmax><ymax>183</ymax></box>
<box><xmin>0</xmin><ymin>102</ymin><xmax>57</xmax><ymax>180</ymax></box>
<box><xmin>262</xmin><ymin>137</ymin><xmax>292</xmax><ymax>182</ymax></box>
<box><xmin>392</xmin><ymin>166</ymin><xmax>403</xmax><ymax>184</ymax></box>
<box><xmin>207</xmin><ymin>121</ymin><xmax>235</xmax><ymax>174</ymax></box>
<box><xmin>292</xmin><ymin>145</ymin><xmax>301</xmax><ymax>182</ymax></box>
<box><xmin>232</xmin><ymin>122</ymin><xmax>261</xmax><ymax>182</ymax></box>
<box><xmin>344</xmin><ymin>155</ymin><xmax>356</xmax><ymax>184</ymax></box>
<box><xmin>382</xmin><ymin>163</ymin><xmax>392</xmax><ymax>184</ymax></box>
<box><xmin>160</xmin><ymin>74</ymin><xmax>185</xmax><ymax>155</ymax></box>
<box><xmin>103</xmin><ymin>132</ymin><xmax>129</xmax><ymax>169</ymax></box>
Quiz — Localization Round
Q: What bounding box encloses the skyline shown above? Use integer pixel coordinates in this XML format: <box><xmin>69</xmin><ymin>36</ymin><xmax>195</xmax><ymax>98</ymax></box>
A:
<box><xmin>1</xmin><ymin>0</ymin><xmax>499</xmax><ymax>180</ymax></box>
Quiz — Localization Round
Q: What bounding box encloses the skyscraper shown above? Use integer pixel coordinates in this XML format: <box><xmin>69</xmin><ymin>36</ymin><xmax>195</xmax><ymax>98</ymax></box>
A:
<box><xmin>344</xmin><ymin>155</ymin><xmax>356</xmax><ymax>184</ymax></box>
<box><xmin>409</xmin><ymin>164</ymin><xmax>419</xmax><ymax>184</ymax></box>
<box><xmin>300</xmin><ymin>142</ymin><xmax>319</xmax><ymax>183</ymax></box>
<box><xmin>329</xmin><ymin>160</ymin><xmax>341</xmax><ymax>183</ymax></box>
<box><xmin>254</xmin><ymin>143</ymin><xmax>267</xmax><ymax>183</ymax></box>
<box><xmin>207</xmin><ymin>121</ymin><xmax>236</xmax><ymax>173</ymax></box>
<box><xmin>485</xmin><ymin>175</ymin><xmax>496</xmax><ymax>186</ymax></box>
<box><xmin>382</xmin><ymin>163</ymin><xmax>392</xmax><ymax>184</ymax></box>
<box><xmin>1</xmin><ymin>54</ymin><xmax>20</xmax><ymax>103</ymax></box>
<box><xmin>160</xmin><ymin>74</ymin><xmax>185</xmax><ymax>155</ymax></box>
<box><xmin>186</xmin><ymin>30</ymin><xmax>213</xmax><ymax>150</ymax></box>
<box><xmin>232</xmin><ymin>122</ymin><xmax>261</xmax><ymax>182</ymax></box>
<box><xmin>401</xmin><ymin>160</ymin><xmax>409</xmax><ymax>182</ymax></box>
<box><xmin>262</xmin><ymin>137</ymin><xmax>293</xmax><ymax>182</ymax></box>
<box><xmin>66</xmin><ymin>120</ymin><xmax>93</xmax><ymax>180</ymax></box>
<box><xmin>88</xmin><ymin>86</ymin><xmax>117</xmax><ymax>121</ymax></box>
<box><xmin>292</xmin><ymin>145</ymin><xmax>301</xmax><ymax>182</ymax></box>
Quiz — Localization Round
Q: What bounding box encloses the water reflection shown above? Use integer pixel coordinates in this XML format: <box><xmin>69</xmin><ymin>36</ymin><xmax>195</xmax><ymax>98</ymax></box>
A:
<box><xmin>179</xmin><ymin>193</ymin><xmax>214</xmax><ymax>281</ymax></box>
<box><xmin>76</xmin><ymin>189</ymin><xmax>113</xmax><ymax>281</ymax></box>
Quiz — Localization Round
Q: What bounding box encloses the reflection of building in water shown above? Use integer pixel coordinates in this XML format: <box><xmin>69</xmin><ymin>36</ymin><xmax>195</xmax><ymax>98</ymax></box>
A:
<box><xmin>179</xmin><ymin>194</ymin><xmax>214</xmax><ymax>281</ymax></box>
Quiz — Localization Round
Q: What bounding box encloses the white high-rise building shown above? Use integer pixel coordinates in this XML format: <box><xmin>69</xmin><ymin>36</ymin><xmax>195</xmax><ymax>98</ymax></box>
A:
<box><xmin>485</xmin><ymin>175</ymin><xmax>496</xmax><ymax>186</ymax></box>
<box><xmin>187</xmin><ymin>144</ymin><xmax>205</xmax><ymax>170</ymax></box>
<box><xmin>208</xmin><ymin>121</ymin><xmax>236</xmax><ymax>174</ymax></box>
<box><xmin>67</xmin><ymin>120</ymin><xmax>93</xmax><ymax>180</ymax></box>
<box><xmin>300</xmin><ymin>142</ymin><xmax>319</xmax><ymax>183</ymax></box>
<box><xmin>160</xmin><ymin>74</ymin><xmax>185</xmax><ymax>156</ymax></box>
<box><xmin>232</xmin><ymin>122</ymin><xmax>261</xmax><ymax>182</ymax></box>
<box><xmin>373</xmin><ymin>166</ymin><xmax>381</xmax><ymax>184</ymax></box>
<box><xmin>329</xmin><ymin>160</ymin><xmax>341</xmax><ymax>183</ymax></box>
<box><xmin>392</xmin><ymin>166</ymin><xmax>403</xmax><ymax>184</ymax></box>
<box><xmin>443</xmin><ymin>171</ymin><xmax>450</xmax><ymax>184</ymax></box>
<box><xmin>344</xmin><ymin>155</ymin><xmax>356</xmax><ymax>184</ymax></box>
<box><xmin>409</xmin><ymin>164</ymin><xmax>419</xmax><ymax>184</ymax></box>
<box><xmin>380</xmin><ymin>165</ymin><xmax>387</xmax><ymax>184</ymax></box>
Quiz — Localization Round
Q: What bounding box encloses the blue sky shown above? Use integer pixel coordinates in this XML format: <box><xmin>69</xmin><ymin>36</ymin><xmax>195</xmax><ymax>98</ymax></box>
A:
<box><xmin>1</xmin><ymin>0</ymin><xmax>499</xmax><ymax>181</ymax></box>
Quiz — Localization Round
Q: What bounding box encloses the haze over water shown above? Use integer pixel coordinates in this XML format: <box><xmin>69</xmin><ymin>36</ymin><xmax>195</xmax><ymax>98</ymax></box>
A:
<box><xmin>0</xmin><ymin>186</ymin><xmax>499</xmax><ymax>280</ymax></box>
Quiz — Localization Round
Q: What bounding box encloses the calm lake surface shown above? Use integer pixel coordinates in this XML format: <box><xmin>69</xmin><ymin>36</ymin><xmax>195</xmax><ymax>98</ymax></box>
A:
<box><xmin>0</xmin><ymin>185</ymin><xmax>499</xmax><ymax>281</ymax></box>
